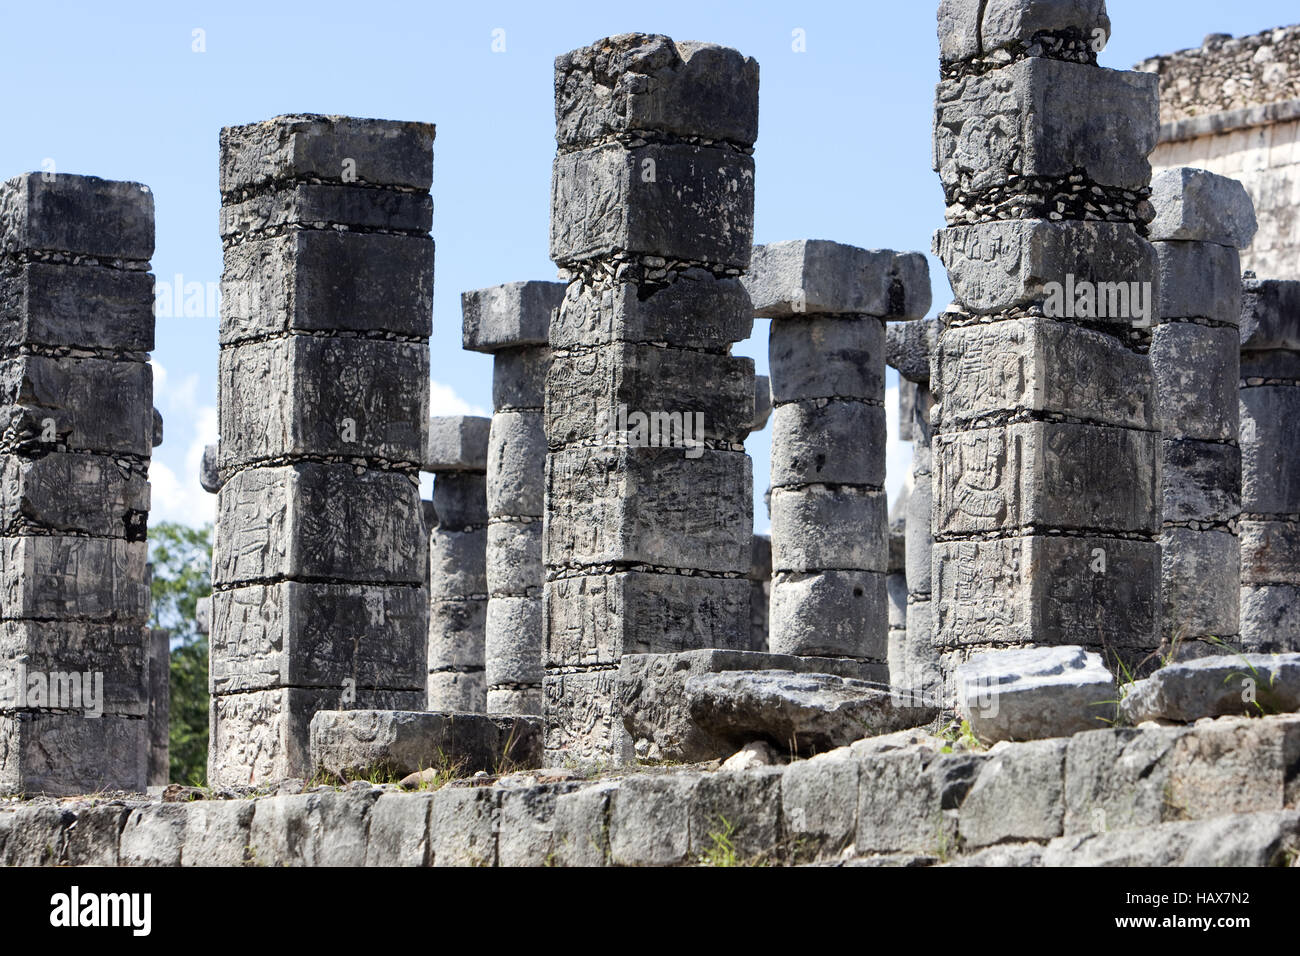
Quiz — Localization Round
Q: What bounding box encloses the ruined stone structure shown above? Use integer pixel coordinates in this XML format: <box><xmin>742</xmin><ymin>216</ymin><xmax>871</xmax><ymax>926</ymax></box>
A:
<box><xmin>0</xmin><ymin>173</ymin><xmax>156</xmax><ymax>795</ymax></box>
<box><xmin>544</xmin><ymin>36</ymin><xmax>759</xmax><ymax>763</ymax></box>
<box><xmin>747</xmin><ymin>240</ymin><xmax>928</xmax><ymax>678</ymax></box>
<box><xmin>424</xmin><ymin>415</ymin><xmax>490</xmax><ymax>712</ymax></box>
<box><xmin>1148</xmin><ymin>167</ymin><xmax>1257</xmax><ymax>655</ymax></box>
<box><xmin>932</xmin><ymin>1</ymin><xmax>1164</xmax><ymax>691</ymax></box>
<box><xmin>210</xmin><ymin>116</ymin><xmax>433</xmax><ymax>784</ymax></box>
<box><xmin>462</xmin><ymin>283</ymin><xmax>565</xmax><ymax>716</ymax></box>
<box><xmin>1239</xmin><ymin>278</ymin><xmax>1300</xmax><ymax>652</ymax></box>
<box><xmin>1138</xmin><ymin>25</ymin><xmax>1300</xmax><ymax>279</ymax></box>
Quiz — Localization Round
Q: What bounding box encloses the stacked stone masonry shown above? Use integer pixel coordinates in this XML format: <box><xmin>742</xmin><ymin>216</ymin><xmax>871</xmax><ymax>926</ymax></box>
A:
<box><xmin>0</xmin><ymin>173</ymin><xmax>157</xmax><ymax>796</ymax></box>
<box><xmin>932</xmin><ymin>2</ymin><xmax>1164</xmax><ymax>695</ymax></box>
<box><xmin>746</xmin><ymin>239</ymin><xmax>929</xmax><ymax>676</ymax></box>
<box><xmin>424</xmin><ymin>415</ymin><xmax>492</xmax><ymax>712</ymax></box>
<box><xmin>544</xmin><ymin>34</ymin><xmax>760</xmax><ymax>763</ymax></box>
<box><xmin>1148</xmin><ymin>167</ymin><xmax>1255</xmax><ymax>655</ymax></box>
<box><xmin>211</xmin><ymin>115</ymin><xmax>434</xmax><ymax>785</ymax></box>
<box><xmin>1139</xmin><ymin>25</ymin><xmax>1300</xmax><ymax>279</ymax></box>
<box><xmin>461</xmin><ymin>282</ymin><xmax>566</xmax><ymax>716</ymax></box>
<box><xmin>1239</xmin><ymin>277</ymin><xmax>1300</xmax><ymax>652</ymax></box>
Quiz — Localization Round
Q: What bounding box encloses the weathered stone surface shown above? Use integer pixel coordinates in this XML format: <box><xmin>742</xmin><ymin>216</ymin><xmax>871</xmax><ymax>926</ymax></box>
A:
<box><xmin>0</xmin><ymin>354</ymin><xmax>153</xmax><ymax>457</ymax></box>
<box><xmin>429</xmin><ymin>527</ymin><xmax>487</xmax><ymax>600</ymax></box>
<box><xmin>750</xmin><ymin>374</ymin><xmax>771</xmax><ymax>433</ymax></box>
<box><xmin>769</xmin><ymin>400</ymin><xmax>887</xmax><ymax>488</ymax></box>
<box><xmin>935</xmin><ymin>536</ymin><xmax>1160</xmax><ymax>649</ymax></box>
<box><xmin>685</xmin><ymin>671</ymin><xmax>937</xmax><ymax>756</ymax></box>
<box><xmin>609</xmin><ymin>773</ymin><xmax>699</xmax><ymax>866</ymax></box>
<box><xmin>213</xmin><ymin>463</ymin><xmax>425</xmax><ymax>586</ymax></box>
<box><xmin>618</xmin><ymin>649</ymin><xmax>887</xmax><ymax>762</ymax></box>
<box><xmin>200</xmin><ymin>444</ymin><xmax>221</xmax><ymax>494</ymax></box>
<box><xmin>0</xmin><ymin>260</ymin><xmax>154</xmax><ymax>352</ymax></box>
<box><xmin>1150</xmin><ymin>322</ymin><xmax>1238</xmax><ymax>441</ymax></box>
<box><xmin>218</xmin><ymin>183</ymin><xmax>431</xmax><ymax>239</ymax></box>
<box><xmin>1154</xmin><ymin>241</ymin><xmax>1242</xmax><ymax>324</ymax></box>
<box><xmin>783</xmin><ymin>750</ymin><xmax>860</xmax><ymax>858</ymax></box>
<box><xmin>1241</xmin><ymin>387</ymin><xmax>1300</xmax><ymax>514</ymax></box>
<box><xmin>218</xmin><ymin>336</ymin><xmax>428</xmax><ymax>468</ymax></box>
<box><xmin>119</xmin><ymin>804</ymin><xmax>187</xmax><ymax>866</ymax></box>
<box><xmin>934</xmin><ymin>421</ymin><xmax>1160</xmax><ymax>534</ymax></box>
<box><xmin>0</xmin><ymin>619</ymin><xmax>148</xmax><ymax>716</ymax></box>
<box><xmin>430</xmin><ymin>786</ymin><xmax>500</xmax><ymax>867</ymax></box>
<box><xmin>936</xmin><ymin>318</ymin><xmax>1156</xmax><ymax>430</ymax></box>
<box><xmin>0</xmin><ymin>535</ymin><xmax>149</xmax><ymax>622</ymax></box>
<box><xmin>545</xmin><ymin>571</ymin><xmax>751</xmax><ymax>667</ymax></box>
<box><xmin>462</xmin><ymin>281</ymin><xmax>565</xmax><ymax>353</ymax></box>
<box><xmin>769</xmin><ymin>485</ymin><xmax>888</xmax><ymax>573</ymax></box>
<box><xmin>885</xmin><ymin>317</ymin><xmax>938</xmax><ymax>384</ymax></box>
<box><xmin>556</xmin><ymin>34</ymin><xmax>758</xmax><ymax>148</ymax></box>
<box><xmin>487</xmin><ymin>412</ymin><xmax>545</xmax><ymax>518</ymax></box>
<box><xmin>426</xmin><ymin>668</ymin><xmax>486</xmax><ymax>714</ymax></box>
<box><xmin>1239</xmin><ymin>278</ymin><xmax>1300</xmax><ymax>351</ymax></box>
<box><xmin>0</xmin><ymin>712</ymin><xmax>147</xmax><ymax>796</ymax></box>
<box><xmin>486</xmin><ymin>521</ymin><xmax>541</xmax><ymax>596</ymax></box>
<box><xmin>492</xmin><ymin>349</ymin><xmax>548</xmax><ymax>411</ymax></box>
<box><xmin>956</xmin><ymin>646</ymin><xmax>1116</xmax><ymax>743</ymax></box>
<box><xmin>544</xmin><ymin>668</ymin><xmax>633</xmax><ymax>765</ymax></box>
<box><xmin>247</xmin><ymin>789</ymin><xmax>378</xmax><ymax>867</ymax></box>
<box><xmin>768</xmin><ymin>314</ymin><xmax>885</xmax><ymax>404</ymax></box>
<box><xmin>934</xmin><ymin>220</ymin><xmax>1157</xmax><ymax>317</ymax></box>
<box><xmin>550</xmin><ymin>780</ymin><xmax>617</xmax><ymax>866</ymax></box>
<box><xmin>1160</xmin><ymin>527</ymin><xmax>1240</xmax><ymax>637</ymax></box>
<box><xmin>957</xmin><ymin>739</ymin><xmax>1066</xmax><ymax>848</ymax></box>
<box><xmin>63</xmin><ymin>804</ymin><xmax>130</xmax><ymax>866</ymax></box>
<box><xmin>934</xmin><ymin>59</ymin><xmax>1158</xmax><ymax>199</ymax></box>
<box><xmin>485</xmin><ymin>596</ymin><xmax>543</xmax><ymax>687</ymax></box>
<box><xmin>1242</xmin><ymin>520</ymin><xmax>1300</xmax><ymax>586</ymax></box>
<box><xmin>1042</xmin><ymin>810</ymin><xmax>1300</xmax><ymax>866</ymax></box>
<box><xmin>1148</xmin><ymin>166</ymin><xmax>1259</xmax><ymax>247</ymax></box>
<box><xmin>1239</xmin><ymin>586</ymin><xmax>1300</xmax><ymax>653</ymax></box>
<box><xmin>546</xmin><ymin>446</ymin><xmax>750</xmax><ymax>574</ymax></box>
<box><xmin>1162</xmin><ymin>438</ymin><xmax>1240</xmax><ymax>523</ymax></box>
<box><xmin>219</xmin><ymin>114</ymin><xmax>435</xmax><ymax>193</ymax></box>
<box><xmin>182</xmin><ymin>800</ymin><xmax>255</xmax><ymax>867</ymax></box>
<box><xmin>938</xmin><ymin>0</ymin><xmax>1111</xmax><ymax>66</ymax></box>
<box><xmin>424</xmin><ymin>415</ymin><xmax>490</xmax><ymax>473</ymax></box>
<box><xmin>209</xmin><ymin>581</ymin><xmax>426</xmax><ymax>693</ymax></box>
<box><xmin>688</xmin><ymin>767</ymin><xmax>782</xmax><ymax>861</ymax></box>
<box><xmin>430</xmin><ymin>471</ymin><xmax>487</xmax><ymax>530</ymax></box>
<box><xmin>0</xmin><ymin>452</ymin><xmax>148</xmax><ymax>538</ymax></box>
<box><xmin>769</xmin><ymin>570</ymin><xmax>888</xmax><ymax>660</ymax></box>
<box><xmin>309</xmin><ymin>710</ymin><xmax>543</xmax><ymax>780</ymax></box>
<box><xmin>364</xmin><ymin>791</ymin><xmax>433</xmax><ymax>866</ymax></box>
<box><xmin>1121</xmin><ymin>654</ymin><xmax>1300</xmax><ymax>724</ymax></box>
<box><xmin>0</xmin><ymin>172</ymin><xmax>154</xmax><ymax>259</ymax></box>
<box><xmin>745</xmin><ymin>241</ymin><xmax>930</xmax><ymax>320</ymax></box>
<box><xmin>550</xmin><ymin>143</ymin><xmax>754</xmax><ymax>268</ymax></box>
<box><xmin>552</xmin><ymin>271</ymin><xmax>753</xmax><ymax>352</ymax></box>
<box><xmin>498</xmin><ymin>781</ymin><xmax>585</xmax><ymax>866</ymax></box>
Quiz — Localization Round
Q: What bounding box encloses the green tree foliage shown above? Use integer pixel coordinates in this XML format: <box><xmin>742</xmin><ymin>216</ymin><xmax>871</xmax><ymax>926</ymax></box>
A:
<box><xmin>148</xmin><ymin>521</ymin><xmax>212</xmax><ymax>786</ymax></box>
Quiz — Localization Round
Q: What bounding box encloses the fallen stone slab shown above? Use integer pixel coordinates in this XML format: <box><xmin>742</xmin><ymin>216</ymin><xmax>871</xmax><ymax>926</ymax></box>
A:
<box><xmin>1120</xmin><ymin>653</ymin><xmax>1300</xmax><ymax>725</ymax></box>
<box><xmin>618</xmin><ymin>649</ymin><xmax>891</xmax><ymax>762</ymax></box>
<box><xmin>955</xmin><ymin>646</ymin><xmax>1116</xmax><ymax>744</ymax></box>
<box><xmin>686</xmin><ymin>671</ymin><xmax>938</xmax><ymax>758</ymax></box>
<box><xmin>309</xmin><ymin>710</ymin><xmax>543</xmax><ymax>781</ymax></box>
<box><xmin>1040</xmin><ymin>810</ymin><xmax>1300</xmax><ymax>867</ymax></box>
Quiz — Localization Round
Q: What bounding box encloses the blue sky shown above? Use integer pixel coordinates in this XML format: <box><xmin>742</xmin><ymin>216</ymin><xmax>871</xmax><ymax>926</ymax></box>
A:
<box><xmin>1</xmin><ymin>0</ymin><xmax>1295</xmax><ymax>530</ymax></box>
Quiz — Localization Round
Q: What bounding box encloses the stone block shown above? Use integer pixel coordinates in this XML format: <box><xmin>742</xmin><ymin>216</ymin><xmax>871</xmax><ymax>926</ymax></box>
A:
<box><xmin>1242</xmin><ymin>520</ymin><xmax>1300</xmax><ymax>586</ymax></box>
<box><xmin>1149</xmin><ymin>166</ymin><xmax>1258</xmax><ymax>248</ymax></box>
<box><xmin>430</xmin><ymin>786</ymin><xmax>499</xmax><ymax>867</ymax></box>
<box><xmin>768</xmin><ymin>313</ymin><xmax>885</xmax><ymax>404</ymax></box>
<box><xmin>609</xmin><ymin>773</ymin><xmax>700</xmax><ymax>866</ymax></box>
<box><xmin>934</xmin><ymin>421</ymin><xmax>1160</xmax><ymax>535</ymax></box>
<box><xmin>208</xmin><ymin>687</ymin><xmax>424</xmax><ymax>786</ymax></box>
<box><xmin>248</xmin><ymin>789</ymin><xmax>379</xmax><ymax>867</ymax></box>
<box><xmin>935</xmin><ymin>536</ymin><xmax>1160</xmax><ymax>649</ymax></box>
<box><xmin>0</xmin><ymin>535</ymin><xmax>149</xmax><ymax>622</ymax></box>
<box><xmin>688</xmin><ymin>767</ymin><xmax>783</xmax><ymax>862</ymax></box>
<box><xmin>769</xmin><ymin>485</ymin><xmax>888</xmax><ymax>573</ymax></box>
<box><xmin>487</xmin><ymin>686</ymin><xmax>543</xmax><ymax>715</ymax></box>
<box><xmin>209</xmin><ymin>581</ymin><xmax>426</xmax><ymax>693</ymax></box>
<box><xmin>544</xmin><ymin>571</ymin><xmax>751</xmax><ymax>667</ymax></box>
<box><xmin>219</xmin><ymin>114</ymin><xmax>436</xmax><ymax>193</ymax></box>
<box><xmin>218</xmin><ymin>336</ymin><xmax>428</xmax><ymax>469</ymax></box>
<box><xmin>955</xmin><ymin>646</ymin><xmax>1116</xmax><ymax>743</ymax></box>
<box><xmin>545</xmin><ymin>446</ymin><xmax>751</xmax><ymax>574</ymax></box>
<box><xmin>936</xmin><ymin>318</ymin><xmax>1156</xmax><ymax>430</ymax></box>
<box><xmin>486</xmin><ymin>521</ymin><xmax>542</xmax><ymax>596</ymax></box>
<box><xmin>431</xmin><ymin>471</ymin><xmax>488</xmax><ymax>530</ymax></box>
<box><xmin>957</xmin><ymin>739</ymin><xmax>1066</xmax><ymax>848</ymax></box>
<box><xmin>1241</xmin><ymin>387</ymin><xmax>1300</xmax><ymax>513</ymax></box>
<box><xmin>751</xmin><ymin>374</ymin><xmax>772</xmax><ymax>433</ymax></box>
<box><xmin>550</xmin><ymin>143</ymin><xmax>754</xmax><ymax>268</ymax></box>
<box><xmin>1160</xmin><ymin>527</ymin><xmax>1240</xmax><ymax>636</ymax></box>
<box><xmin>462</xmin><ymin>281</ymin><xmax>565</xmax><ymax>353</ymax></box>
<box><xmin>938</xmin><ymin>0</ymin><xmax>1111</xmax><ymax>65</ymax></box>
<box><xmin>0</xmin><ymin>806</ymin><xmax>72</xmax><ymax>865</ymax></box>
<box><xmin>63</xmin><ymin>804</ymin><xmax>130</xmax><ymax>866</ymax></box>
<box><xmin>857</xmin><ymin>748</ymin><xmax>981</xmax><ymax>856</ymax></box>
<box><xmin>0</xmin><ymin>260</ymin><xmax>154</xmax><ymax>352</ymax></box>
<box><xmin>0</xmin><ymin>620</ymin><xmax>148</xmax><ymax>716</ymax></box>
<box><xmin>119</xmin><ymin>804</ymin><xmax>187</xmax><ymax>867</ymax></box>
<box><xmin>1239</xmin><ymin>279</ymin><xmax>1300</xmax><ymax>351</ymax></box>
<box><xmin>0</xmin><ymin>712</ymin><xmax>146</xmax><ymax>796</ymax></box>
<box><xmin>182</xmin><ymin>800</ymin><xmax>255</xmax><ymax>867</ymax></box>
<box><xmin>552</xmin><ymin>271</ymin><xmax>752</xmax><ymax>351</ymax></box>
<box><xmin>1121</xmin><ymin>655</ymin><xmax>1300</xmax><ymax>724</ymax></box>
<box><xmin>212</xmin><ymin>463</ymin><xmax>425</xmax><ymax>586</ymax></box>
<box><xmin>492</xmin><ymin>350</ymin><xmax>549</xmax><ymax>412</ymax></box>
<box><xmin>1151</xmin><ymin>322</ymin><xmax>1238</xmax><ymax>441</ymax></box>
<box><xmin>934</xmin><ymin>59</ymin><xmax>1158</xmax><ymax>198</ymax></box>
<box><xmin>497</xmin><ymin>781</ymin><xmax>586</xmax><ymax>867</ymax></box>
<box><xmin>885</xmin><ymin>318</ymin><xmax>938</xmax><ymax>384</ymax></box>
<box><xmin>783</xmin><ymin>750</ymin><xmax>860</xmax><ymax>859</ymax></box>
<box><xmin>1240</xmin><ymin>585</ymin><xmax>1300</xmax><ymax>654</ymax></box>
<box><xmin>1042</xmin><ymin>811</ymin><xmax>1300</xmax><ymax>867</ymax></box>
<box><xmin>0</xmin><ymin>453</ymin><xmax>149</xmax><ymax>539</ymax></box>
<box><xmin>218</xmin><ymin>182</ymin><xmax>432</xmax><ymax>239</ymax></box>
<box><xmin>546</xmin><ymin>343</ymin><xmax>754</xmax><ymax>448</ymax></box>
<box><xmin>770</xmin><ymin>400</ymin><xmax>887</xmax><ymax>488</ymax></box>
<box><xmin>309</xmin><ymin>710</ymin><xmax>543</xmax><ymax>780</ymax></box>
<box><xmin>543</xmin><ymin>668</ymin><xmax>633</xmax><ymax>765</ymax></box>
<box><xmin>0</xmin><ymin>354</ymin><xmax>153</xmax><ymax>457</ymax></box>
<box><xmin>745</xmin><ymin>241</ymin><xmax>930</xmax><ymax>319</ymax></box>
<box><xmin>1162</xmin><ymin>438</ymin><xmax>1240</xmax><ymax>524</ymax></box>
<box><xmin>428</xmin><ymin>598</ymin><xmax>487</xmax><ymax>670</ymax></box>
<box><xmin>0</xmin><ymin>172</ymin><xmax>153</xmax><ymax>260</ymax></box>
<box><xmin>769</xmin><ymin>569</ymin><xmax>888</xmax><ymax>659</ymax></box>
<box><xmin>427</xmin><ymin>669</ymin><xmax>486</xmax><ymax>714</ymax></box>
<box><xmin>555</xmin><ymin>35</ymin><xmax>759</xmax><ymax>148</ymax></box>
<box><xmin>365</xmin><ymin>792</ymin><xmax>433</xmax><ymax>866</ymax></box>
<box><xmin>200</xmin><ymin>444</ymin><xmax>221</xmax><ymax>494</ymax></box>
<box><xmin>486</xmin><ymin>596</ymin><xmax>543</xmax><ymax>687</ymax></box>
<box><xmin>906</xmin><ymin>471</ymin><xmax>933</xmax><ymax>595</ymax></box>
<box><xmin>219</xmin><ymin>231</ymin><xmax>433</xmax><ymax>343</ymax></box>
<box><xmin>429</xmin><ymin>527</ymin><xmax>487</xmax><ymax>599</ymax></box>
<box><xmin>1154</xmin><ymin>241</ymin><xmax>1241</xmax><ymax>324</ymax></box>
<box><xmin>935</xmin><ymin>220</ymin><xmax>1157</xmax><ymax>319</ymax></box>
<box><xmin>425</xmin><ymin>415</ymin><xmax>490</xmax><ymax>473</ymax></box>
<box><xmin>550</xmin><ymin>780</ymin><xmax>616</xmax><ymax>866</ymax></box>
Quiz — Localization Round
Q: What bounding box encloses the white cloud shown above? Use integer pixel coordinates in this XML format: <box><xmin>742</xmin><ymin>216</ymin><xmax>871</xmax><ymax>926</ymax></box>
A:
<box><xmin>885</xmin><ymin>383</ymin><xmax>915</xmax><ymax>510</ymax></box>
<box><xmin>148</xmin><ymin>360</ymin><xmax>217</xmax><ymax>527</ymax></box>
<box><xmin>429</xmin><ymin>379</ymin><xmax>488</xmax><ymax>417</ymax></box>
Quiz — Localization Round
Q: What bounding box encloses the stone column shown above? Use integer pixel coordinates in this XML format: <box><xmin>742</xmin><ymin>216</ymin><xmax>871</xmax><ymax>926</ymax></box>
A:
<box><xmin>545</xmin><ymin>35</ymin><xmax>759</xmax><ymax>763</ymax></box>
<box><xmin>424</xmin><ymin>415</ymin><xmax>491</xmax><ymax>713</ymax></box>
<box><xmin>461</xmin><ymin>283</ymin><xmax>565</xmax><ymax>716</ymax></box>
<box><xmin>887</xmin><ymin>318</ymin><xmax>942</xmax><ymax>701</ymax></box>
<box><xmin>147</xmin><ymin>628</ymin><xmax>170</xmax><ymax>786</ymax></box>
<box><xmin>886</xmin><ymin>486</ymin><xmax>909</xmax><ymax>687</ymax></box>
<box><xmin>1148</xmin><ymin>168</ymin><xmax>1257</xmax><ymax>656</ymax></box>
<box><xmin>748</xmin><ymin>240</ymin><xmax>929</xmax><ymax>677</ymax></box>
<box><xmin>0</xmin><ymin>172</ymin><xmax>155</xmax><ymax>795</ymax></box>
<box><xmin>933</xmin><ymin>3</ymin><xmax>1163</xmax><ymax>691</ymax></box>
<box><xmin>747</xmin><ymin>374</ymin><xmax>772</xmax><ymax>653</ymax></box>
<box><xmin>1240</xmin><ymin>278</ymin><xmax>1300</xmax><ymax>652</ymax></box>
<box><xmin>211</xmin><ymin>115</ymin><xmax>433</xmax><ymax>785</ymax></box>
